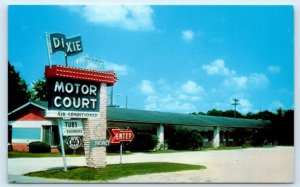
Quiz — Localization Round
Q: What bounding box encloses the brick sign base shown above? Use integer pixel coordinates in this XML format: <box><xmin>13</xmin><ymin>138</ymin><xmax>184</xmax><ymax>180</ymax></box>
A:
<box><xmin>83</xmin><ymin>83</ymin><xmax>107</xmax><ymax>168</ymax></box>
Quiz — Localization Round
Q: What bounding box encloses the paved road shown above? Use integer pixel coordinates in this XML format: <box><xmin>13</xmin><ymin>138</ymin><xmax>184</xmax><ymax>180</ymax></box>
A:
<box><xmin>8</xmin><ymin>146</ymin><xmax>294</xmax><ymax>183</ymax></box>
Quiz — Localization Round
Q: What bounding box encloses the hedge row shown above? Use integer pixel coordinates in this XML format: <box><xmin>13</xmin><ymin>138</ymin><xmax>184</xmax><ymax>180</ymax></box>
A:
<box><xmin>28</xmin><ymin>141</ymin><xmax>51</xmax><ymax>153</ymax></box>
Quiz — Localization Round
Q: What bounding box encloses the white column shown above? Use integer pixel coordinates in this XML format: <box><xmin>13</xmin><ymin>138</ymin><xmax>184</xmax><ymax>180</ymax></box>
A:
<box><xmin>157</xmin><ymin>124</ymin><xmax>164</xmax><ymax>149</ymax></box>
<box><xmin>213</xmin><ymin>126</ymin><xmax>220</xmax><ymax>148</ymax></box>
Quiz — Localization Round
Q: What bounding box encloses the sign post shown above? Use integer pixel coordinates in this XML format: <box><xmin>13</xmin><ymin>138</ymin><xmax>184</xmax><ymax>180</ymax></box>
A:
<box><xmin>58</xmin><ymin>119</ymin><xmax>67</xmax><ymax>172</ymax></box>
<box><xmin>108</xmin><ymin>128</ymin><xmax>135</xmax><ymax>164</ymax></box>
<box><xmin>120</xmin><ymin>142</ymin><xmax>123</xmax><ymax>164</ymax></box>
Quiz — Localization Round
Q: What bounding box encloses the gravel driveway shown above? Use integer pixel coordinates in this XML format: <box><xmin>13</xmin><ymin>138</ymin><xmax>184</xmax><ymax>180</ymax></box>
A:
<box><xmin>8</xmin><ymin>146</ymin><xmax>294</xmax><ymax>183</ymax></box>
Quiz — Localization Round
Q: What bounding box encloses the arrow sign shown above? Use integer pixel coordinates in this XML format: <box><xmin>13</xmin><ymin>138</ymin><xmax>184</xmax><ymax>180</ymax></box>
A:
<box><xmin>108</xmin><ymin>128</ymin><xmax>135</xmax><ymax>144</ymax></box>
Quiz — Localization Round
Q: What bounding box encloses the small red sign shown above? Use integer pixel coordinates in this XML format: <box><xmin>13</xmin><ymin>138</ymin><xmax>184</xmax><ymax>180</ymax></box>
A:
<box><xmin>108</xmin><ymin>128</ymin><xmax>135</xmax><ymax>144</ymax></box>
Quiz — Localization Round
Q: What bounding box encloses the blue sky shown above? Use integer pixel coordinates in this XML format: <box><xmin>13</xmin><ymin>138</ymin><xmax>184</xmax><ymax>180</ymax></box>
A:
<box><xmin>8</xmin><ymin>5</ymin><xmax>294</xmax><ymax>114</ymax></box>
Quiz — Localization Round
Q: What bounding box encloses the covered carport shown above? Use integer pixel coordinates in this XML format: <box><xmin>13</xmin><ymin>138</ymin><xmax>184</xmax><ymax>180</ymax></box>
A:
<box><xmin>107</xmin><ymin>107</ymin><xmax>271</xmax><ymax>148</ymax></box>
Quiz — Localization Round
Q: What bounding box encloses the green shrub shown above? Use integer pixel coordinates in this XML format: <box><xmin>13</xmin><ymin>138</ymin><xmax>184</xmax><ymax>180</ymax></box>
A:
<box><xmin>127</xmin><ymin>133</ymin><xmax>159</xmax><ymax>152</ymax></box>
<box><xmin>28</xmin><ymin>141</ymin><xmax>51</xmax><ymax>153</ymax></box>
<box><xmin>168</xmin><ymin>129</ymin><xmax>204</xmax><ymax>150</ymax></box>
<box><xmin>247</xmin><ymin>130</ymin><xmax>265</xmax><ymax>147</ymax></box>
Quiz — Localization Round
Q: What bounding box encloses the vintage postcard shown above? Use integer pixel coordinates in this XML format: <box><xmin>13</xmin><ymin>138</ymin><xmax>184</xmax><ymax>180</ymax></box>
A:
<box><xmin>7</xmin><ymin>4</ymin><xmax>294</xmax><ymax>184</ymax></box>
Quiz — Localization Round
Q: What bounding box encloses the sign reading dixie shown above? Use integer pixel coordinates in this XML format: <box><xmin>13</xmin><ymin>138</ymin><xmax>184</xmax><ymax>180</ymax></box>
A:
<box><xmin>48</xmin><ymin>33</ymin><xmax>83</xmax><ymax>56</ymax></box>
<box><xmin>48</xmin><ymin>78</ymin><xmax>100</xmax><ymax>112</ymax></box>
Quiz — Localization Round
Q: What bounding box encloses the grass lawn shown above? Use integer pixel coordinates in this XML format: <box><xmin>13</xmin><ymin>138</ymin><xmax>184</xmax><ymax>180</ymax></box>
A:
<box><xmin>25</xmin><ymin>162</ymin><xmax>205</xmax><ymax>181</ymax></box>
<box><xmin>8</xmin><ymin>152</ymin><xmax>65</xmax><ymax>158</ymax></box>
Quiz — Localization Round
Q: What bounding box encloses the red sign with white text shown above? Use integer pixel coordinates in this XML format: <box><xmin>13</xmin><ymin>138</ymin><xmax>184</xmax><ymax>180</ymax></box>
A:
<box><xmin>108</xmin><ymin>128</ymin><xmax>135</xmax><ymax>144</ymax></box>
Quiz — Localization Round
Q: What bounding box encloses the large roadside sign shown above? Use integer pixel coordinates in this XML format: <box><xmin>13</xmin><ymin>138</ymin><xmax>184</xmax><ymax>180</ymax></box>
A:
<box><xmin>108</xmin><ymin>128</ymin><xmax>135</xmax><ymax>144</ymax></box>
<box><xmin>62</xmin><ymin>119</ymin><xmax>84</xmax><ymax>136</ymax></box>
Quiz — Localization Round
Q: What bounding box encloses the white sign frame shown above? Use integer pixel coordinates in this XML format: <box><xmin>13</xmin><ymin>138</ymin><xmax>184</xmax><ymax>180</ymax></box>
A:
<box><xmin>62</xmin><ymin>119</ymin><xmax>84</xmax><ymax>136</ymax></box>
<box><xmin>46</xmin><ymin>110</ymin><xmax>99</xmax><ymax>119</ymax></box>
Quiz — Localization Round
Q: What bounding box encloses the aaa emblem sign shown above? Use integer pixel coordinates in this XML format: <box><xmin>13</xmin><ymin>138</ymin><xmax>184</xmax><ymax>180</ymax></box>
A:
<box><xmin>67</xmin><ymin>136</ymin><xmax>82</xmax><ymax>150</ymax></box>
<box><xmin>108</xmin><ymin>128</ymin><xmax>135</xmax><ymax>144</ymax></box>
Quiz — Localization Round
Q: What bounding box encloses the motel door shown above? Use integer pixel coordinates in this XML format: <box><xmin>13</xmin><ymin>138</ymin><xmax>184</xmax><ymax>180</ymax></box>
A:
<box><xmin>42</xmin><ymin>125</ymin><xmax>59</xmax><ymax>146</ymax></box>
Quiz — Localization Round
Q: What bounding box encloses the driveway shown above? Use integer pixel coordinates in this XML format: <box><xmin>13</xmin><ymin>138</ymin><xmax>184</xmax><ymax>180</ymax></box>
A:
<box><xmin>8</xmin><ymin>146</ymin><xmax>294</xmax><ymax>183</ymax></box>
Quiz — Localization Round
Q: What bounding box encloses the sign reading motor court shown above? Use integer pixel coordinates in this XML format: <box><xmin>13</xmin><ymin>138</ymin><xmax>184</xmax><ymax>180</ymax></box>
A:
<box><xmin>48</xmin><ymin>78</ymin><xmax>100</xmax><ymax>112</ymax></box>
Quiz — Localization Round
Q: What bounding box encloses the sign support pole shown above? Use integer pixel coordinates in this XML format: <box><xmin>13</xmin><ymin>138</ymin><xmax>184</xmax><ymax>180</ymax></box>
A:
<box><xmin>120</xmin><ymin>142</ymin><xmax>123</xmax><ymax>164</ymax></box>
<box><xmin>45</xmin><ymin>32</ymin><xmax>53</xmax><ymax>68</ymax></box>
<box><xmin>64</xmin><ymin>53</ymin><xmax>68</xmax><ymax>67</ymax></box>
<box><xmin>58</xmin><ymin>119</ymin><xmax>68</xmax><ymax>171</ymax></box>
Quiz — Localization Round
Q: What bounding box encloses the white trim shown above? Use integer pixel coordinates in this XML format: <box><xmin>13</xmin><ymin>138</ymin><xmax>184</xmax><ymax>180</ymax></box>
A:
<box><xmin>8</xmin><ymin>101</ymin><xmax>47</xmax><ymax>116</ymax></box>
<box><xmin>12</xmin><ymin>139</ymin><xmax>41</xmax><ymax>144</ymax></box>
<box><xmin>9</xmin><ymin>120</ymin><xmax>53</xmax><ymax>127</ymax></box>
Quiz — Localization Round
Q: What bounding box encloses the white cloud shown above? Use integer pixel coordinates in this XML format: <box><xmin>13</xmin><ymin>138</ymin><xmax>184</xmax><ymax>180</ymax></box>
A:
<box><xmin>248</xmin><ymin>73</ymin><xmax>269</xmax><ymax>88</ymax></box>
<box><xmin>182</xmin><ymin>30</ymin><xmax>194</xmax><ymax>42</ymax></box>
<box><xmin>238</xmin><ymin>98</ymin><xmax>253</xmax><ymax>114</ymax></box>
<box><xmin>202</xmin><ymin>59</ymin><xmax>235</xmax><ymax>76</ymax></box>
<box><xmin>269</xmin><ymin>100</ymin><xmax>284</xmax><ymax>111</ymax></box>
<box><xmin>74</xmin><ymin>55</ymin><xmax>130</xmax><ymax>76</ymax></box>
<box><xmin>144</xmin><ymin>95</ymin><xmax>197</xmax><ymax>113</ymax></box>
<box><xmin>222</xmin><ymin>76</ymin><xmax>247</xmax><ymax>89</ymax></box>
<box><xmin>181</xmin><ymin>80</ymin><xmax>204</xmax><ymax>94</ymax></box>
<box><xmin>222</xmin><ymin>73</ymin><xmax>269</xmax><ymax>90</ymax></box>
<box><xmin>77</xmin><ymin>5</ymin><xmax>154</xmax><ymax>31</ymax></box>
<box><xmin>139</xmin><ymin>80</ymin><xmax>155</xmax><ymax>95</ymax></box>
<box><xmin>104</xmin><ymin>61</ymin><xmax>129</xmax><ymax>76</ymax></box>
<box><xmin>139</xmin><ymin>79</ymin><xmax>205</xmax><ymax>113</ymax></box>
<box><xmin>178</xmin><ymin>94</ymin><xmax>188</xmax><ymax>100</ymax></box>
<box><xmin>210</xmin><ymin>97</ymin><xmax>253</xmax><ymax>114</ymax></box>
<box><xmin>233</xmin><ymin>76</ymin><xmax>248</xmax><ymax>88</ymax></box>
<box><xmin>203</xmin><ymin>59</ymin><xmax>268</xmax><ymax>90</ymax></box>
<box><xmin>267</xmin><ymin>66</ymin><xmax>281</xmax><ymax>73</ymax></box>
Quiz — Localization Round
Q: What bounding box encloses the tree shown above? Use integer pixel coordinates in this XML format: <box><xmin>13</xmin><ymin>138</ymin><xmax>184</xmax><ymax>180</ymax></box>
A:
<box><xmin>206</xmin><ymin>109</ymin><xmax>243</xmax><ymax>118</ymax></box>
<box><xmin>223</xmin><ymin>110</ymin><xmax>243</xmax><ymax>118</ymax></box>
<box><xmin>30</xmin><ymin>78</ymin><xmax>48</xmax><ymax>101</ymax></box>
<box><xmin>8</xmin><ymin>62</ymin><xmax>31</xmax><ymax>112</ymax></box>
<box><xmin>168</xmin><ymin>129</ymin><xmax>203</xmax><ymax>150</ymax></box>
<box><xmin>207</xmin><ymin>109</ymin><xmax>223</xmax><ymax>116</ymax></box>
<box><xmin>275</xmin><ymin>109</ymin><xmax>294</xmax><ymax>145</ymax></box>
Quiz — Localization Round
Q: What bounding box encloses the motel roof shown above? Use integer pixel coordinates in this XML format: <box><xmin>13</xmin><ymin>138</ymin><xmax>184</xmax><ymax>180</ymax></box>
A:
<box><xmin>107</xmin><ymin>107</ymin><xmax>270</xmax><ymax>128</ymax></box>
<box><xmin>9</xmin><ymin>101</ymin><xmax>271</xmax><ymax>129</ymax></box>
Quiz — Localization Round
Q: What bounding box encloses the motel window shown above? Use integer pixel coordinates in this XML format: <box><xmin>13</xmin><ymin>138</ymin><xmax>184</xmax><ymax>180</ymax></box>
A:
<box><xmin>12</xmin><ymin>128</ymin><xmax>41</xmax><ymax>140</ymax></box>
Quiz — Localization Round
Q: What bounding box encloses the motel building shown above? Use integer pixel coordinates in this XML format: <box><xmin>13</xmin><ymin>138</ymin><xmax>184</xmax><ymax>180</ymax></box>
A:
<box><xmin>8</xmin><ymin>100</ymin><xmax>270</xmax><ymax>152</ymax></box>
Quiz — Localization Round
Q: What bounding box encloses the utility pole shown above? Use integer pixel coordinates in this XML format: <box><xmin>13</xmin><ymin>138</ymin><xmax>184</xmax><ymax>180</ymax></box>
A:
<box><xmin>232</xmin><ymin>98</ymin><xmax>240</xmax><ymax>118</ymax></box>
<box><xmin>110</xmin><ymin>86</ymin><xmax>114</xmax><ymax>107</ymax></box>
<box><xmin>125</xmin><ymin>95</ymin><xmax>128</xmax><ymax>109</ymax></box>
